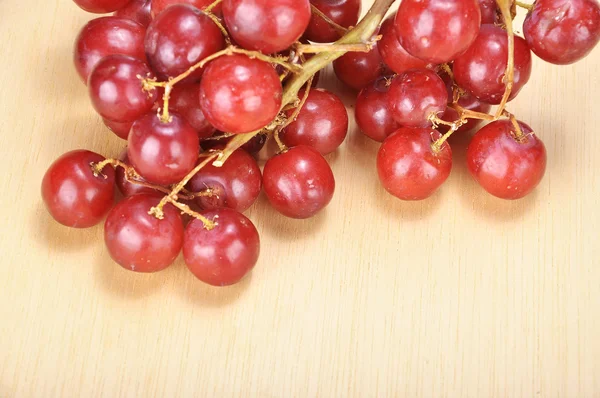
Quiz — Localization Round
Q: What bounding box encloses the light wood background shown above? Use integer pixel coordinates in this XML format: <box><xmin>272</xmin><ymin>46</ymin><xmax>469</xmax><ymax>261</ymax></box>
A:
<box><xmin>2</xmin><ymin>0</ymin><xmax>600</xmax><ymax>396</ymax></box>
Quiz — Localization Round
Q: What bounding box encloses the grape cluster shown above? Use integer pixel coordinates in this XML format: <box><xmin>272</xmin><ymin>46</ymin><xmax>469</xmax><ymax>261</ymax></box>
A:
<box><xmin>42</xmin><ymin>0</ymin><xmax>600</xmax><ymax>286</ymax></box>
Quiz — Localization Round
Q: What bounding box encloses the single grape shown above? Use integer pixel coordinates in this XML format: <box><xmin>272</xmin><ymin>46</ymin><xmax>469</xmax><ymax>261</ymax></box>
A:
<box><xmin>377</xmin><ymin>128</ymin><xmax>452</xmax><ymax>200</ymax></box>
<box><xmin>222</xmin><ymin>0</ymin><xmax>311</xmax><ymax>54</ymax></box>
<box><xmin>355</xmin><ymin>76</ymin><xmax>400</xmax><ymax>142</ymax></box>
<box><xmin>477</xmin><ymin>0</ymin><xmax>497</xmax><ymax>24</ymax></box>
<box><xmin>128</xmin><ymin>113</ymin><xmax>200</xmax><ymax>185</ymax></box>
<box><xmin>387</xmin><ymin>69</ymin><xmax>448</xmax><ymax>128</ymax></box>
<box><xmin>453</xmin><ymin>25</ymin><xmax>532</xmax><ymax>105</ymax></box>
<box><xmin>145</xmin><ymin>4</ymin><xmax>225</xmax><ymax>81</ymax></box>
<box><xmin>281</xmin><ymin>89</ymin><xmax>348</xmax><ymax>155</ymax></box>
<box><xmin>187</xmin><ymin>149</ymin><xmax>262</xmax><ymax>212</ymax></box>
<box><xmin>73</xmin><ymin>0</ymin><xmax>131</xmax><ymax>13</ymax></box>
<box><xmin>395</xmin><ymin>0</ymin><xmax>481</xmax><ymax>64</ymax></box>
<box><xmin>304</xmin><ymin>0</ymin><xmax>362</xmax><ymax>43</ymax></box>
<box><xmin>151</xmin><ymin>0</ymin><xmax>222</xmax><ymax>17</ymax></box>
<box><xmin>437</xmin><ymin>94</ymin><xmax>492</xmax><ymax>134</ymax></box>
<box><xmin>378</xmin><ymin>14</ymin><xmax>430</xmax><ymax>75</ymax></box>
<box><xmin>523</xmin><ymin>0</ymin><xmax>600</xmax><ymax>65</ymax></box>
<box><xmin>115</xmin><ymin>149</ymin><xmax>159</xmax><ymax>197</ymax></box>
<box><xmin>183</xmin><ymin>208</ymin><xmax>260</xmax><ymax>286</ymax></box>
<box><xmin>169</xmin><ymin>84</ymin><xmax>216</xmax><ymax>139</ymax></box>
<box><xmin>199</xmin><ymin>54</ymin><xmax>283</xmax><ymax>134</ymax></box>
<box><xmin>42</xmin><ymin>150</ymin><xmax>115</xmax><ymax>228</ymax></box>
<box><xmin>88</xmin><ymin>55</ymin><xmax>158</xmax><ymax>123</ymax></box>
<box><xmin>114</xmin><ymin>0</ymin><xmax>153</xmax><ymax>27</ymax></box>
<box><xmin>104</xmin><ymin>194</ymin><xmax>184</xmax><ymax>273</ymax></box>
<box><xmin>467</xmin><ymin>120</ymin><xmax>547</xmax><ymax>199</ymax></box>
<box><xmin>263</xmin><ymin>145</ymin><xmax>335</xmax><ymax>219</ymax></box>
<box><xmin>74</xmin><ymin>17</ymin><xmax>147</xmax><ymax>83</ymax></box>
<box><xmin>333</xmin><ymin>43</ymin><xmax>388</xmax><ymax>91</ymax></box>
<box><xmin>103</xmin><ymin>118</ymin><xmax>133</xmax><ymax>140</ymax></box>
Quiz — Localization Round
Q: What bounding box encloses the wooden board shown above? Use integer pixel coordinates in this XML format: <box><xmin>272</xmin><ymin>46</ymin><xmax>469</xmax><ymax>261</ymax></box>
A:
<box><xmin>1</xmin><ymin>0</ymin><xmax>599</xmax><ymax>396</ymax></box>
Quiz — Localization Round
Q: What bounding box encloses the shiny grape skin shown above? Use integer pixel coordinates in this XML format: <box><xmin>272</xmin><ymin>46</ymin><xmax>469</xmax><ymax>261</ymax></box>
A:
<box><xmin>104</xmin><ymin>194</ymin><xmax>184</xmax><ymax>273</ymax></box>
<box><xmin>114</xmin><ymin>0</ymin><xmax>153</xmax><ymax>27</ymax></box>
<box><xmin>263</xmin><ymin>145</ymin><xmax>335</xmax><ymax>219</ymax></box>
<box><xmin>88</xmin><ymin>55</ymin><xmax>158</xmax><ymax>123</ymax></box>
<box><xmin>303</xmin><ymin>0</ymin><xmax>362</xmax><ymax>43</ymax></box>
<box><xmin>281</xmin><ymin>88</ymin><xmax>349</xmax><ymax>155</ymax></box>
<box><xmin>169</xmin><ymin>84</ymin><xmax>216</xmax><ymax>140</ymax></box>
<box><xmin>222</xmin><ymin>0</ymin><xmax>311</xmax><ymax>54</ymax></box>
<box><xmin>378</xmin><ymin>15</ymin><xmax>429</xmax><ymax>75</ymax></box>
<box><xmin>151</xmin><ymin>0</ymin><xmax>222</xmax><ymax>17</ymax></box>
<box><xmin>183</xmin><ymin>208</ymin><xmax>260</xmax><ymax>286</ymax></box>
<box><xmin>333</xmin><ymin>43</ymin><xmax>388</xmax><ymax>91</ymax></box>
<box><xmin>387</xmin><ymin>69</ymin><xmax>448</xmax><ymax>128</ymax></box>
<box><xmin>128</xmin><ymin>113</ymin><xmax>200</xmax><ymax>185</ymax></box>
<box><xmin>187</xmin><ymin>149</ymin><xmax>262</xmax><ymax>213</ymax></box>
<box><xmin>42</xmin><ymin>150</ymin><xmax>115</xmax><ymax>228</ymax></box>
<box><xmin>145</xmin><ymin>4</ymin><xmax>226</xmax><ymax>81</ymax></box>
<box><xmin>477</xmin><ymin>0</ymin><xmax>497</xmax><ymax>24</ymax></box>
<box><xmin>453</xmin><ymin>25</ymin><xmax>532</xmax><ymax>105</ymax></box>
<box><xmin>467</xmin><ymin>120</ymin><xmax>547</xmax><ymax>200</ymax></box>
<box><xmin>73</xmin><ymin>0</ymin><xmax>131</xmax><ymax>14</ymax></box>
<box><xmin>523</xmin><ymin>0</ymin><xmax>600</xmax><ymax>65</ymax></box>
<box><xmin>199</xmin><ymin>54</ymin><xmax>283</xmax><ymax>134</ymax></box>
<box><xmin>377</xmin><ymin>128</ymin><xmax>452</xmax><ymax>201</ymax></box>
<box><xmin>355</xmin><ymin>76</ymin><xmax>400</xmax><ymax>143</ymax></box>
<box><xmin>74</xmin><ymin>16</ymin><xmax>147</xmax><ymax>84</ymax></box>
<box><xmin>395</xmin><ymin>0</ymin><xmax>481</xmax><ymax>64</ymax></box>
<box><xmin>115</xmin><ymin>149</ymin><xmax>159</xmax><ymax>197</ymax></box>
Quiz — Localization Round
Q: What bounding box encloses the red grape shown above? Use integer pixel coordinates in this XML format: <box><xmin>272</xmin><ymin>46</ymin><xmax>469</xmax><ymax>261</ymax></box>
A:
<box><xmin>477</xmin><ymin>0</ymin><xmax>497</xmax><ymax>24</ymax></box>
<box><xmin>378</xmin><ymin>15</ymin><xmax>429</xmax><ymax>75</ymax></box>
<box><xmin>114</xmin><ymin>0</ymin><xmax>153</xmax><ymax>27</ymax></box>
<box><xmin>377</xmin><ymin>128</ymin><xmax>452</xmax><ymax>200</ymax></box>
<box><xmin>74</xmin><ymin>17</ymin><xmax>147</xmax><ymax>83</ymax></box>
<box><xmin>145</xmin><ymin>4</ymin><xmax>225</xmax><ymax>81</ymax></box>
<box><xmin>523</xmin><ymin>0</ymin><xmax>600</xmax><ymax>65</ymax></box>
<box><xmin>88</xmin><ymin>55</ymin><xmax>158</xmax><ymax>123</ymax></box>
<box><xmin>73</xmin><ymin>0</ymin><xmax>131</xmax><ymax>13</ymax></box>
<box><xmin>395</xmin><ymin>0</ymin><xmax>481</xmax><ymax>64</ymax></box>
<box><xmin>263</xmin><ymin>145</ymin><xmax>335</xmax><ymax>219</ymax></box>
<box><xmin>128</xmin><ymin>113</ymin><xmax>200</xmax><ymax>185</ymax></box>
<box><xmin>42</xmin><ymin>150</ymin><xmax>115</xmax><ymax>228</ymax></box>
<box><xmin>355</xmin><ymin>76</ymin><xmax>400</xmax><ymax>142</ymax></box>
<box><xmin>454</xmin><ymin>25</ymin><xmax>532</xmax><ymax>105</ymax></box>
<box><xmin>281</xmin><ymin>89</ymin><xmax>348</xmax><ymax>155</ymax></box>
<box><xmin>104</xmin><ymin>194</ymin><xmax>184</xmax><ymax>273</ymax></box>
<box><xmin>169</xmin><ymin>84</ymin><xmax>216</xmax><ymax>139</ymax></box>
<box><xmin>467</xmin><ymin>120</ymin><xmax>547</xmax><ymax>199</ymax></box>
<box><xmin>387</xmin><ymin>69</ymin><xmax>448</xmax><ymax>128</ymax></box>
<box><xmin>333</xmin><ymin>43</ymin><xmax>387</xmax><ymax>91</ymax></box>
<box><xmin>151</xmin><ymin>0</ymin><xmax>222</xmax><ymax>17</ymax></box>
<box><xmin>222</xmin><ymin>0</ymin><xmax>311</xmax><ymax>54</ymax></box>
<box><xmin>187</xmin><ymin>149</ymin><xmax>262</xmax><ymax>212</ymax></box>
<box><xmin>115</xmin><ymin>149</ymin><xmax>159</xmax><ymax>197</ymax></box>
<box><xmin>103</xmin><ymin>118</ymin><xmax>133</xmax><ymax>140</ymax></box>
<box><xmin>304</xmin><ymin>0</ymin><xmax>362</xmax><ymax>43</ymax></box>
<box><xmin>183</xmin><ymin>208</ymin><xmax>260</xmax><ymax>286</ymax></box>
<box><xmin>199</xmin><ymin>54</ymin><xmax>283</xmax><ymax>134</ymax></box>
<box><xmin>437</xmin><ymin>94</ymin><xmax>492</xmax><ymax>134</ymax></box>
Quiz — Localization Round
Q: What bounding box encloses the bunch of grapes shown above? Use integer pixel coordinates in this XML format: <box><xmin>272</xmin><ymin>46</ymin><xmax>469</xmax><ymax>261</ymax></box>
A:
<box><xmin>42</xmin><ymin>0</ymin><xmax>600</xmax><ymax>286</ymax></box>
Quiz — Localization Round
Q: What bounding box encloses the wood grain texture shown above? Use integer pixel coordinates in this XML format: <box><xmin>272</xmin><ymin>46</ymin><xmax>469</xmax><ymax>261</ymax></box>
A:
<box><xmin>1</xmin><ymin>1</ymin><xmax>599</xmax><ymax>396</ymax></box>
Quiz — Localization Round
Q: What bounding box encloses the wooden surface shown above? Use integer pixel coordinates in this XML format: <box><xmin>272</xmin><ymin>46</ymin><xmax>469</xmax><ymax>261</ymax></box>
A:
<box><xmin>2</xmin><ymin>0</ymin><xmax>600</xmax><ymax>396</ymax></box>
